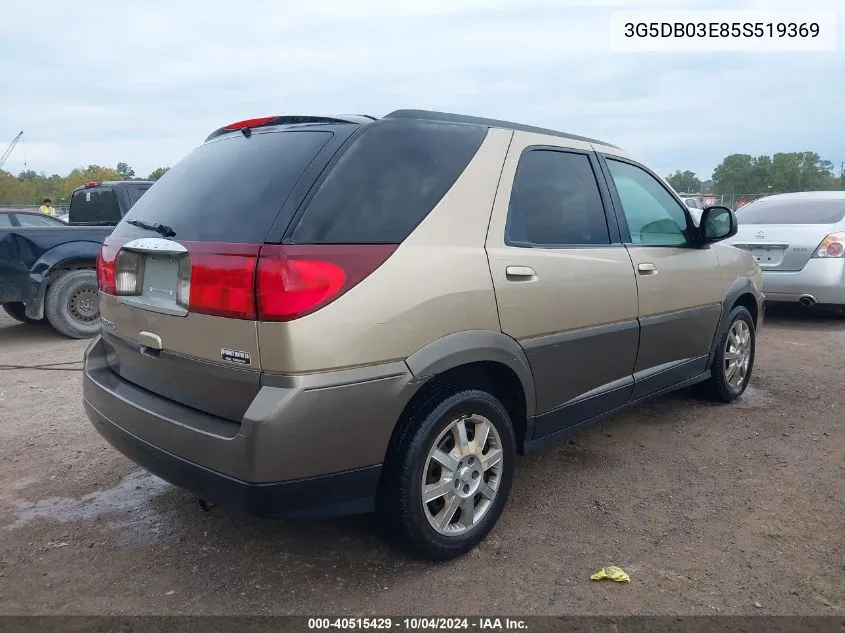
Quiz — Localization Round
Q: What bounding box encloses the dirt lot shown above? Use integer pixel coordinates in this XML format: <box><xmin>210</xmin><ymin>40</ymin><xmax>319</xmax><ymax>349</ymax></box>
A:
<box><xmin>0</xmin><ymin>307</ymin><xmax>842</xmax><ymax>616</ymax></box>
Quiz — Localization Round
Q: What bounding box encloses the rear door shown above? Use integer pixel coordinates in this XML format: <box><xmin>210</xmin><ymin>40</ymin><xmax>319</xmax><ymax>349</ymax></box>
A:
<box><xmin>730</xmin><ymin>197</ymin><xmax>845</xmax><ymax>271</ymax></box>
<box><xmin>98</xmin><ymin>126</ymin><xmax>348</xmax><ymax>422</ymax></box>
<box><xmin>600</xmin><ymin>154</ymin><xmax>723</xmax><ymax>399</ymax></box>
<box><xmin>486</xmin><ymin>133</ymin><xmax>639</xmax><ymax>439</ymax></box>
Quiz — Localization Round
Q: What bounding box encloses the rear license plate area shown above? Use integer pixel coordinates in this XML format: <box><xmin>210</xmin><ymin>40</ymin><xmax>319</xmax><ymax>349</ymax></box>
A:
<box><xmin>119</xmin><ymin>254</ymin><xmax>186</xmax><ymax>316</ymax></box>
<box><xmin>735</xmin><ymin>245</ymin><xmax>786</xmax><ymax>266</ymax></box>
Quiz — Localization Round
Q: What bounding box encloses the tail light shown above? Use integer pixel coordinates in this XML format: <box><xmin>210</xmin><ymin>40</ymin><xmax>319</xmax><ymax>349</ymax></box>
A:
<box><xmin>813</xmin><ymin>232</ymin><xmax>845</xmax><ymax>258</ymax></box>
<box><xmin>97</xmin><ymin>241</ymin><xmax>123</xmax><ymax>294</ymax></box>
<box><xmin>97</xmin><ymin>239</ymin><xmax>397</xmax><ymax>321</ymax></box>
<box><xmin>115</xmin><ymin>251</ymin><xmax>144</xmax><ymax>296</ymax></box>
<box><xmin>97</xmin><ymin>240</ymin><xmax>144</xmax><ymax>296</ymax></box>
<box><xmin>252</xmin><ymin>245</ymin><xmax>397</xmax><ymax>321</ymax></box>
<box><xmin>180</xmin><ymin>244</ymin><xmax>261</xmax><ymax>320</ymax></box>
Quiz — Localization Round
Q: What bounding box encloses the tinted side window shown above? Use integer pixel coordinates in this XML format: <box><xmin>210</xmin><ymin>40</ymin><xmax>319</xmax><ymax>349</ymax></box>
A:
<box><xmin>127</xmin><ymin>186</ymin><xmax>151</xmax><ymax>208</ymax></box>
<box><xmin>290</xmin><ymin>121</ymin><xmax>487</xmax><ymax>244</ymax></box>
<box><xmin>606</xmin><ymin>159</ymin><xmax>689</xmax><ymax>246</ymax></box>
<box><xmin>506</xmin><ymin>150</ymin><xmax>610</xmax><ymax>246</ymax></box>
<box><xmin>16</xmin><ymin>213</ymin><xmax>62</xmax><ymax>227</ymax></box>
<box><xmin>0</xmin><ymin>214</ymin><xmax>12</xmax><ymax>227</ymax></box>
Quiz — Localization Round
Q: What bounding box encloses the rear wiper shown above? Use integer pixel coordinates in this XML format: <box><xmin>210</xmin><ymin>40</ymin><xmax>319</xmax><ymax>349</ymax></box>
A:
<box><xmin>126</xmin><ymin>219</ymin><xmax>175</xmax><ymax>238</ymax></box>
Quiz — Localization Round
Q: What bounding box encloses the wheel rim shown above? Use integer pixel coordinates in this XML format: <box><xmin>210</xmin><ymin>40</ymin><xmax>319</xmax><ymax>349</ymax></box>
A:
<box><xmin>724</xmin><ymin>319</ymin><xmax>752</xmax><ymax>390</ymax></box>
<box><xmin>67</xmin><ymin>286</ymin><xmax>99</xmax><ymax>324</ymax></box>
<box><xmin>421</xmin><ymin>413</ymin><xmax>503</xmax><ymax>536</ymax></box>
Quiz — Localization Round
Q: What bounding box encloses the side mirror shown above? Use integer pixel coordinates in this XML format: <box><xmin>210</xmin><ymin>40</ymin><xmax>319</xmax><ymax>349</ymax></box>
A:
<box><xmin>699</xmin><ymin>205</ymin><xmax>737</xmax><ymax>244</ymax></box>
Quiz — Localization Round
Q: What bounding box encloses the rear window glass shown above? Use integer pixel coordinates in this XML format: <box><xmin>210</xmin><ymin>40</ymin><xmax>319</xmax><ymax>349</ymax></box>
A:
<box><xmin>70</xmin><ymin>187</ymin><xmax>121</xmax><ymax>225</ymax></box>
<box><xmin>290</xmin><ymin>120</ymin><xmax>487</xmax><ymax>244</ymax></box>
<box><xmin>111</xmin><ymin>131</ymin><xmax>333</xmax><ymax>243</ymax></box>
<box><xmin>737</xmin><ymin>198</ymin><xmax>845</xmax><ymax>225</ymax></box>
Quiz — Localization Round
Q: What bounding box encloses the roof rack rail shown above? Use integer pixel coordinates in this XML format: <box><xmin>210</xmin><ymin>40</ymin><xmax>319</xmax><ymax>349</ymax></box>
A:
<box><xmin>383</xmin><ymin>109</ymin><xmax>620</xmax><ymax>149</ymax></box>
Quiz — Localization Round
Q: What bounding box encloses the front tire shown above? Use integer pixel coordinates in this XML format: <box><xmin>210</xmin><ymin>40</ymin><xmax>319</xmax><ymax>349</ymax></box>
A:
<box><xmin>2</xmin><ymin>302</ymin><xmax>42</xmax><ymax>324</ymax></box>
<box><xmin>45</xmin><ymin>270</ymin><xmax>101</xmax><ymax>339</ymax></box>
<box><xmin>705</xmin><ymin>305</ymin><xmax>756</xmax><ymax>402</ymax></box>
<box><xmin>378</xmin><ymin>388</ymin><xmax>516</xmax><ymax>561</ymax></box>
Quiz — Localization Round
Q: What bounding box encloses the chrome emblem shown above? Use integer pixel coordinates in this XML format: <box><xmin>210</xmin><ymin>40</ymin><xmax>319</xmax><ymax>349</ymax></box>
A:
<box><xmin>755</xmin><ymin>231</ymin><xmax>766</xmax><ymax>240</ymax></box>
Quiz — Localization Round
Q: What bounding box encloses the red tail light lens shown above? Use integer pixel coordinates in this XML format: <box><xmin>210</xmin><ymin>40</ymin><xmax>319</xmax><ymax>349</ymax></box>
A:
<box><xmin>97</xmin><ymin>240</ymin><xmax>126</xmax><ymax>294</ymax></box>
<box><xmin>814</xmin><ymin>232</ymin><xmax>845</xmax><ymax>259</ymax></box>
<box><xmin>184</xmin><ymin>243</ymin><xmax>261</xmax><ymax>320</ymax></box>
<box><xmin>256</xmin><ymin>245</ymin><xmax>397</xmax><ymax>321</ymax></box>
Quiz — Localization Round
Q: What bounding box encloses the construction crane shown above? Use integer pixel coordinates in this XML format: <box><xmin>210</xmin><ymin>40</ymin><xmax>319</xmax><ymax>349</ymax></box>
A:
<box><xmin>0</xmin><ymin>131</ymin><xmax>23</xmax><ymax>171</ymax></box>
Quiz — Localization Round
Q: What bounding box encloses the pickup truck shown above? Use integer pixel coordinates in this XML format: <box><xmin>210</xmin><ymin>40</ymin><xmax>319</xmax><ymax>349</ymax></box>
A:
<box><xmin>0</xmin><ymin>180</ymin><xmax>153</xmax><ymax>338</ymax></box>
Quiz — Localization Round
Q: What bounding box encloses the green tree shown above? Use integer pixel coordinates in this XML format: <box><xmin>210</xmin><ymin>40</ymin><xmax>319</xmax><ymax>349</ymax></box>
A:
<box><xmin>116</xmin><ymin>162</ymin><xmax>136</xmax><ymax>180</ymax></box>
<box><xmin>712</xmin><ymin>152</ymin><xmax>837</xmax><ymax>195</ymax></box>
<box><xmin>666</xmin><ymin>170</ymin><xmax>701</xmax><ymax>193</ymax></box>
<box><xmin>147</xmin><ymin>167</ymin><xmax>170</xmax><ymax>181</ymax></box>
<box><xmin>712</xmin><ymin>154</ymin><xmax>757</xmax><ymax>194</ymax></box>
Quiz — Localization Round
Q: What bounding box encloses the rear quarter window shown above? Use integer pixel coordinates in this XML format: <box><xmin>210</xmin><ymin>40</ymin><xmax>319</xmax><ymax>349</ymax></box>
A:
<box><xmin>289</xmin><ymin>120</ymin><xmax>487</xmax><ymax>244</ymax></box>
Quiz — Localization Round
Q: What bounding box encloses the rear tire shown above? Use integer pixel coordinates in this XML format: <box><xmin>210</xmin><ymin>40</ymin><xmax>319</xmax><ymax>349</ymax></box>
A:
<box><xmin>45</xmin><ymin>270</ymin><xmax>101</xmax><ymax>339</ymax></box>
<box><xmin>377</xmin><ymin>387</ymin><xmax>516</xmax><ymax>561</ymax></box>
<box><xmin>705</xmin><ymin>305</ymin><xmax>756</xmax><ymax>402</ymax></box>
<box><xmin>2</xmin><ymin>302</ymin><xmax>42</xmax><ymax>324</ymax></box>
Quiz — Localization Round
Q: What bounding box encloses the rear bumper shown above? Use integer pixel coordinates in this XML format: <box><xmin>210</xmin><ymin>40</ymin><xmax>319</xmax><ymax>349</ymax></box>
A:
<box><xmin>82</xmin><ymin>335</ymin><xmax>422</xmax><ymax>518</ymax></box>
<box><xmin>85</xmin><ymin>403</ymin><xmax>382</xmax><ymax>518</ymax></box>
<box><xmin>762</xmin><ymin>258</ymin><xmax>845</xmax><ymax>305</ymax></box>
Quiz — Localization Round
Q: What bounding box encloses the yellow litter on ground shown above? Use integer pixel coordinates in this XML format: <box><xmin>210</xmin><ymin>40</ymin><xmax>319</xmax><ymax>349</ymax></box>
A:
<box><xmin>590</xmin><ymin>566</ymin><xmax>630</xmax><ymax>583</ymax></box>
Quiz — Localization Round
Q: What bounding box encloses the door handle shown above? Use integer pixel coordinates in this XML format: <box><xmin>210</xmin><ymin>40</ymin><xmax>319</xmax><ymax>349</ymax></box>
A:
<box><xmin>637</xmin><ymin>262</ymin><xmax>658</xmax><ymax>275</ymax></box>
<box><xmin>505</xmin><ymin>265</ymin><xmax>537</xmax><ymax>280</ymax></box>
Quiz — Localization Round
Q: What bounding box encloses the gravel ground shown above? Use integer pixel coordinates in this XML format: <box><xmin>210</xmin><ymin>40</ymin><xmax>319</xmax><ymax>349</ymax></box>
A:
<box><xmin>0</xmin><ymin>306</ymin><xmax>842</xmax><ymax>616</ymax></box>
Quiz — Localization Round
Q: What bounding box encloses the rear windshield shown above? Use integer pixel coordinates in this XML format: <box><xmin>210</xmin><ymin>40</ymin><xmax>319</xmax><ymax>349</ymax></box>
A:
<box><xmin>111</xmin><ymin>130</ymin><xmax>333</xmax><ymax>243</ymax></box>
<box><xmin>289</xmin><ymin>120</ymin><xmax>487</xmax><ymax>243</ymax></box>
<box><xmin>737</xmin><ymin>198</ymin><xmax>845</xmax><ymax>225</ymax></box>
<box><xmin>69</xmin><ymin>187</ymin><xmax>121</xmax><ymax>225</ymax></box>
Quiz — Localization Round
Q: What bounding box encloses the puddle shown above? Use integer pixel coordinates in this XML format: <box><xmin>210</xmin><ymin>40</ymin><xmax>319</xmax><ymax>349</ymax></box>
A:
<box><xmin>8</xmin><ymin>470</ymin><xmax>172</xmax><ymax>538</ymax></box>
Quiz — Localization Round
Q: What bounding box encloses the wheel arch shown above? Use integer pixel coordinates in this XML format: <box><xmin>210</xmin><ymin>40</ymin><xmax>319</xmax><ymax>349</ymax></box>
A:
<box><xmin>707</xmin><ymin>277</ymin><xmax>761</xmax><ymax>365</ymax></box>
<box><xmin>25</xmin><ymin>242</ymin><xmax>100</xmax><ymax>320</ymax></box>
<box><xmin>401</xmin><ymin>330</ymin><xmax>537</xmax><ymax>452</ymax></box>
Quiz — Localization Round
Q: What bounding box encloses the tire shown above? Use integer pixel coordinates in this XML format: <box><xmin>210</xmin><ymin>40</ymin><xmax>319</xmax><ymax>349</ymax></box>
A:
<box><xmin>44</xmin><ymin>270</ymin><xmax>101</xmax><ymax>339</ymax></box>
<box><xmin>705</xmin><ymin>305</ymin><xmax>756</xmax><ymax>402</ymax></box>
<box><xmin>377</xmin><ymin>387</ymin><xmax>516</xmax><ymax>561</ymax></box>
<box><xmin>2</xmin><ymin>302</ymin><xmax>42</xmax><ymax>324</ymax></box>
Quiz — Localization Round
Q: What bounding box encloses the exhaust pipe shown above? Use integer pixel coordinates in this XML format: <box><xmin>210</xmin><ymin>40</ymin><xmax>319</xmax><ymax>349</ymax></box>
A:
<box><xmin>799</xmin><ymin>295</ymin><xmax>817</xmax><ymax>308</ymax></box>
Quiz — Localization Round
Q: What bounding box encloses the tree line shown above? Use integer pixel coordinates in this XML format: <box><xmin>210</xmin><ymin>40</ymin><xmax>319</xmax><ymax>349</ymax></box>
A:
<box><xmin>0</xmin><ymin>163</ymin><xmax>170</xmax><ymax>206</ymax></box>
<box><xmin>2</xmin><ymin>150</ymin><xmax>842</xmax><ymax>206</ymax></box>
<box><xmin>666</xmin><ymin>151</ymin><xmax>843</xmax><ymax>195</ymax></box>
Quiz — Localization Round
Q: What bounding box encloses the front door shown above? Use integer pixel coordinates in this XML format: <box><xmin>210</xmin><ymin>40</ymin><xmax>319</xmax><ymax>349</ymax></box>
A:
<box><xmin>601</xmin><ymin>155</ymin><xmax>723</xmax><ymax>399</ymax></box>
<box><xmin>486</xmin><ymin>133</ymin><xmax>640</xmax><ymax>440</ymax></box>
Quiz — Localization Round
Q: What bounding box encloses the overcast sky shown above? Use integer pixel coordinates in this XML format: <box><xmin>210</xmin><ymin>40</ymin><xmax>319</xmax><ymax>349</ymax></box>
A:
<box><xmin>2</xmin><ymin>0</ymin><xmax>842</xmax><ymax>181</ymax></box>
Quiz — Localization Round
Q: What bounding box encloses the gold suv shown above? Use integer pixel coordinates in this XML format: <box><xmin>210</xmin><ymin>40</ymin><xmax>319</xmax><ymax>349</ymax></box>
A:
<box><xmin>83</xmin><ymin>110</ymin><xmax>764</xmax><ymax>560</ymax></box>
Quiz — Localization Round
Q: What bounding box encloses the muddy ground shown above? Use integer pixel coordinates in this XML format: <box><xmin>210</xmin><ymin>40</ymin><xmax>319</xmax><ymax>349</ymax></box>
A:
<box><xmin>0</xmin><ymin>307</ymin><xmax>842</xmax><ymax>616</ymax></box>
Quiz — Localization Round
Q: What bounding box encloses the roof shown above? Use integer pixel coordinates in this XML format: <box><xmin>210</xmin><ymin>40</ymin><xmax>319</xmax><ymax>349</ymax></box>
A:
<box><xmin>384</xmin><ymin>109</ymin><xmax>621</xmax><ymax>149</ymax></box>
